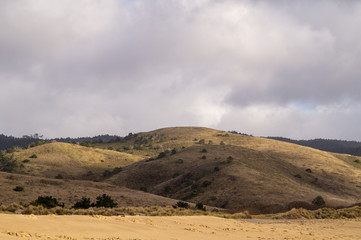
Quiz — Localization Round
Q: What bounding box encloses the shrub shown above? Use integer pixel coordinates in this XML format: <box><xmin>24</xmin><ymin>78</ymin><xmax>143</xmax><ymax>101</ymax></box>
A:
<box><xmin>294</xmin><ymin>174</ymin><xmax>302</xmax><ymax>178</ymax></box>
<box><xmin>208</xmin><ymin>140</ymin><xmax>213</xmax><ymax>145</ymax></box>
<box><xmin>202</xmin><ymin>180</ymin><xmax>212</xmax><ymax>187</ymax></box>
<box><xmin>312</xmin><ymin>196</ymin><xmax>325</xmax><ymax>206</ymax></box>
<box><xmin>201</xmin><ymin>149</ymin><xmax>207</xmax><ymax>153</ymax></box>
<box><xmin>23</xmin><ymin>159</ymin><xmax>30</xmax><ymax>163</ymax></box>
<box><xmin>354</xmin><ymin>159</ymin><xmax>361</xmax><ymax>164</ymax></box>
<box><xmin>305</xmin><ymin>168</ymin><xmax>312</xmax><ymax>173</ymax></box>
<box><xmin>214</xmin><ymin>166</ymin><xmax>220</xmax><ymax>172</ymax></box>
<box><xmin>201</xmin><ymin>155</ymin><xmax>207</xmax><ymax>159</ymax></box>
<box><xmin>157</xmin><ymin>151</ymin><xmax>167</xmax><ymax>159</ymax></box>
<box><xmin>227</xmin><ymin>156</ymin><xmax>234</xmax><ymax>163</ymax></box>
<box><xmin>29</xmin><ymin>154</ymin><xmax>38</xmax><ymax>158</ymax></box>
<box><xmin>172</xmin><ymin>172</ymin><xmax>180</xmax><ymax>178</ymax></box>
<box><xmin>55</xmin><ymin>174</ymin><xmax>64</xmax><ymax>179</ymax></box>
<box><xmin>13</xmin><ymin>186</ymin><xmax>24</xmax><ymax>192</ymax></box>
<box><xmin>0</xmin><ymin>152</ymin><xmax>17</xmax><ymax>172</ymax></box>
<box><xmin>140</xmin><ymin>186</ymin><xmax>147</xmax><ymax>192</ymax></box>
<box><xmin>176</xmin><ymin>201</ymin><xmax>189</xmax><ymax>208</ymax></box>
<box><xmin>123</xmin><ymin>146</ymin><xmax>131</xmax><ymax>151</ymax></box>
<box><xmin>72</xmin><ymin>197</ymin><xmax>91</xmax><ymax>209</ymax></box>
<box><xmin>196</xmin><ymin>202</ymin><xmax>206</xmax><ymax>211</ymax></box>
<box><xmin>198</xmin><ymin>139</ymin><xmax>205</xmax><ymax>144</ymax></box>
<box><xmin>171</xmin><ymin>148</ymin><xmax>177</xmax><ymax>155</ymax></box>
<box><xmin>176</xmin><ymin>159</ymin><xmax>184</xmax><ymax>164</ymax></box>
<box><xmin>220</xmin><ymin>141</ymin><xmax>225</xmax><ymax>145</ymax></box>
<box><xmin>94</xmin><ymin>194</ymin><xmax>118</xmax><ymax>208</ymax></box>
<box><xmin>107</xmin><ymin>147</ymin><xmax>114</xmax><ymax>150</ymax></box>
<box><xmin>30</xmin><ymin>196</ymin><xmax>63</xmax><ymax>209</ymax></box>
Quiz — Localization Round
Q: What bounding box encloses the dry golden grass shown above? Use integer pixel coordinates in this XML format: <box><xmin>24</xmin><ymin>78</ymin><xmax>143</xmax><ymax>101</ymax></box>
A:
<box><xmin>10</xmin><ymin>142</ymin><xmax>142</xmax><ymax>179</ymax></box>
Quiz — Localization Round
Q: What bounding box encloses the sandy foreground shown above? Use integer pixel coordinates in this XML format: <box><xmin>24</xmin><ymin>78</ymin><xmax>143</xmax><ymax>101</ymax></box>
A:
<box><xmin>0</xmin><ymin>214</ymin><xmax>361</xmax><ymax>240</ymax></box>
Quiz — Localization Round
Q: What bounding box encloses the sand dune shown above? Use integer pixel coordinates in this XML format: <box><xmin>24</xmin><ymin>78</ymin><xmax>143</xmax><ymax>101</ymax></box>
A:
<box><xmin>0</xmin><ymin>214</ymin><xmax>360</xmax><ymax>239</ymax></box>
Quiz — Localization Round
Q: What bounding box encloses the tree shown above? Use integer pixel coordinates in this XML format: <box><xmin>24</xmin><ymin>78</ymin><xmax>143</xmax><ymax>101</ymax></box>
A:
<box><xmin>30</xmin><ymin>196</ymin><xmax>63</xmax><ymax>208</ymax></box>
<box><xmin>94</xmin><ymin>194</ymin><xmax>118</xmax><ymax>208</ymax></box>
<box><xmin>312</xmin><ymin>196</ymin><xmax>325</xmax><ymax>206</ymax></box>
<box><xmin>72</xmin><ymin>197</ymin><xmax>91</xmax><ymax>209</ymax></box>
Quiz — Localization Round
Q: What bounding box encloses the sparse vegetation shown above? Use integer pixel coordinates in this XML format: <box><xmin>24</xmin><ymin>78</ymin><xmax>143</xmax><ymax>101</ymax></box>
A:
<box><xmin>294</xmin><ymin>174</ymin><xmax>302</xmax><ymax>178</ymax></box>
<box><xmin>220</xmin><ymin>141</ymin><xmax>225</xmax><ymax>145</ymax></box>
<box><xmin>305</xmin><ymin>168</ymin><xmax>312</xmax><ymax>173</ymax></box>
<box><xmin>94</xmin><ymin>194</ymin><xmax>118</xmax><ymax>208</ymax></box>
<box><xmin>29</xmin><ymin>154</ymin><xmax>38</xmax><ymax>158</ymax></box>
<box><xmin>201</xmin><ymin>155</ymin><xmax>206</xmax><ymax>159</ymax></box>
<box><xmin>196</xmin><ymin>202</ymin><xmax>206</xmax><ymax>211</ymax></box>
<box><xmin>226</xmin><ymin>156</ymin><xmax>233</xmax><ymax>163</ymax></box>
<box><xmin>55</xmin><ymin>174</ymin><xmax>64</xmax><ymax>179</ymax></box>
<box><xmin>0</xmin><ymin>152</ymin><xmax>17</xmax><ymax>172</ymax></box>
<box><xmin>214</xmin><ymin>166</ymin><xmax>220</xmax><ymax>172</ymax></box>
<box><xmin>22</xmin><ymin>159</ymin><xmax>30</xmax><ymax>163</ymax></box>
<box><xmin>157</xmin><ymin>151</ymin><xmax>167</xmax><ymax>159</ymax></box>
<box><xmin>30</xmin><ymin>196</ymin><xmax>63</xmax><ymax>209</ymax></box>
<box><xmin>72</xmin><ymin>197</ymin><xmax>91</xmax><ymax>209</ymax></box>
<box><xmin>171</xmin><ymin>148</ymin><xmax>177</xmax><ymax>155</ymax></box>
<box><xmin>13</xmin><ymin>186</ymin><xmax>24</xmax><ymax>192</ymax></box>
<box><xmin>201</xmin><ymin>148</ymin><xmax>207</xmax><ymax>153</ymax></box>
<box><xmin>176</xmin><ymin>201</ymin><xmax>189</xmax><ymax>209</ymax></box>
<box><xmin>198</xmin><ymin>139</ymin><xmax>205</xmax><ymax>144</ymax></box>
<box><xmin>354</xmin><ymin>159</ymin><xmax>361</xmax><ymax>164</ymax></box>
<box><xmin>175</xmin><ymin>159</ymin><xmax>184</xmax><ymax>164</ymax></box>
<box><xmin>312</xmin><ymin>196</ymin><xmax>326</xmax><ymax>206</ymax></box>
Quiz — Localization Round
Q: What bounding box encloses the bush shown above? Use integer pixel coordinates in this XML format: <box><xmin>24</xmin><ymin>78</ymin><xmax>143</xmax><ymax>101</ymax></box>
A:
<box><xmin>227</xmin><ymin>156</ymin><xmax>234</xmax><ymax>163</ymax></box>
<box><xmin>201</xmin><ymin>155</ymin><xmax>206</xmax><ymax>159</ymax></box>
<box><xmin>72</xmin><ymin>197</ymin><xmax>91</xmax><ymax>209</ymax></box>
<box><xmin>214</xmin><ymin>166</ymin><xmax>220</xmax><ymax>172</ymax></box>
<box><xmin>0</xmin><ymin>152</ymin><xmax>17</xmax><ymax>172</ymax></box>
<box><xmin>294</xmin><ymin>174</ymin><xmax>302</xmax><ymax>178</ymax></box>
<box><xmin>55</xmin><ymin>174</ymin><xmax>64</xmax><ymax>179</ymax></box>
<box><xmin>196</xmin><ymin>202</ymin><xmax>206</xmax><ymax>211</ymax></box>
<box><xmin>354</xmin><ymin>159</ymin><xmax>361</xmax><ymax>164</ymax></box>
<box><xmin>13</xmin><ymin>186</ymin><xmax>24</xmax><ymax>192</ymax></box>
<box><xmin>305</xmin><ymin>168</ymin><xmax>312</xmax><ymax>173</ymax></box>
<box><xmin>176</xmin><ymin>201</ymin><xmax>189</xmax><ymax>209</ymax></box>
<box><xmin>30</xmin><ymin>196</ymin><xmax>63</xmax><ymax>209</ymax></box>
<box><xmin>172</xmin><ymin>172</ymin><xmax>180</xmax><ymax>178</ymax></box>
<box><xmin>157</xmin><ymin>151</ymin><xmax>167</xmax><ymax>159</ymax></box>
<box><xmin>312</xmin><ymin>196</ymin><xmax>325</xmax><ymax>206</ymax></box>
<box><xmin>23</xmin><ymin>159</ymin><xmax>30</xmax><ymax>163</ymax></box>
<box><xmin>202</xmin><ymin>180</ymin><xmax>212</xmax><ymax>187</ymax></box>
<box><xmin>29</xmin><ymin>154</ymin><xmax>38</xmax><ymax>158</ymax></box>
<box><xmin>220</xmin><ymin>141</ymin><xmax>225</xmax><ymax>145</ymax></box>
<box><xmin>201</xmin><ymin>148</ymin><xmax>207</xmax><ymax>153</ymax></box>
<box><xmin>176</xmin><ymin>159</ymin><xmax>184</xmax><ymax>164</ymax></box>
<box><xmin>94</xmin><ymin>194</ymin><xmax>118</xmax><ymax>208</ymax></box>
<box><xmin>198</xmin><ymin>139</ymin><xmax>205</xmax><ymax>144</ymax></box>
<box><xmin>164</xmin><ymin>186</ymin><xmax>171</xmax><ymax>193</ymax></box>
<box><xmin>171</xmin><ymin>148</ymin><xmax>177</xmax><ymax>155</ymax></box>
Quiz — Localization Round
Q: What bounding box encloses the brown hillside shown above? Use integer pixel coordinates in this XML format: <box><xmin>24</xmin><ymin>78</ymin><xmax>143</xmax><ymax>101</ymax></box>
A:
<box><xmin>106</xmin><ymin>127</ymin><xmax>361</xmax><ymax>213</ymax></box>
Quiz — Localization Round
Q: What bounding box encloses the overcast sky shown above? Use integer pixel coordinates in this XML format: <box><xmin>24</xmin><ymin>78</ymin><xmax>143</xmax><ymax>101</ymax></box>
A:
<box><xmin>1</xmin><ymin>0</ymin><xmax>361</xmax><ymax>140</ymax></box>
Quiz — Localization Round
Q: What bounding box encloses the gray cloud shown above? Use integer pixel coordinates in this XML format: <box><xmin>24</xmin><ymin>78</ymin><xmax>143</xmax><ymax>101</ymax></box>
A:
<box><xmin>1</xmin><ymin>0</ymin><xmax>361</xmax><ymax>140</ymax></box>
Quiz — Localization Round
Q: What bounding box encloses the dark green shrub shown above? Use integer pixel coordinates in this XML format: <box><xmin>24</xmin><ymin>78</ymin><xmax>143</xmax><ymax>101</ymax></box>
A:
<box><xmin>198</xmin><ymin>139</ymin><xmax>205</xmax><ymax>144</ymax></box>
<box><xmin>208</xmin><ymin>140</ymin><xmax>213</xmax><ymax>145</ymax></box>
<box><xmin>55</xmin><ymin>174</ymin><xmax>63</xmax><ymax>179</ymax></box>
<box><xmin>172</xmin><ymin>172</ymin><xmax>180</xmax><ymax>178</ymax></box>
<box><xmin>201</xmin><ymin>155</ymin><xmax>206</xmax><ymax>159</ymax></box>
<box><xmin>94</xmin><ymin>194</ymin><xmax>118</xmax><ymax>208</ymax></box>
<box><xmin>0</xmin><ymin>152</ymin><xmax>17</xmax><ymax>172</ymax></box>
<box><xmin>123</xmin><ymin>146</ymin><xmax>131</xmax><ymax>151</ymax></box>
<box><xmin>305</xmin><ymin>168</ymin><xmax>312</xmax><ymax>173</ymax></box>
<box><xmin>29</xmin><ymin>154</ymin><xmax>37</xmax><ymax>158</ymax></box>
<box><xmin>107</xmin><ymin>147</ymin><xmax>114</xmax><ymax>150</ymax></box>
<box><xmin>214</xmin><ymin>166</ymin><xmax>220</xmax><ymax>172</ymax></box>
<box><xmin>202</xmin><ymin>180</ymin><xmax>212</xmax><ymax>187</ymax></box>
<box><xmin>13</xmin><ymin>186</ymin><xmax>24</xmax><ymax>192</ymax></box>
<box><xmin>354</xmin><ymin>159</ymin><xmax>361</xmax><ymax>164</ymax></box>
<box><xmin>176</xmin><ymin>201</ymin><xmax>189</xmax><ymax>208</ymax></box>
<box><xmin>312</xmin><ymin>196</ymin><xmax>325</xmax><ymax>206</ymax></box>
<box><xmin>30</xmin><ymin>196</ymin><xmax>63</xmax><ymax>208</ymax></box>
<box><xmin>196</xmin><ymin>202</ymin><xmax>206</xmax><ymax>211</ymax></box>
<box><xmin>171</xmin><ymin>148</ymin><xmax>177</xmax><ymax>155</ymax></box>
<box><xmin>72</xmin><ymin>197</ymin><xmax>91</xmax><ymax>209</ymax></box>
<box><xmin>23</xmin><ymin>159</ymin><xmax>30</xmax><ymax>163</ymax></box>
<box><xmin>220</xmin><ymin>141</ymin><xmax>225</xmax><ymax>145</ymax></box>
<box><xmin>201</xmin><ymin>149</ymin><xmax>207</xmax><ymax>153</ymax></box>
<box><xmin>294</xmin><ymin>174</ymin><xmax>302</xmax><ymax>178</ymax></box>
<box><xmin>140</xmin><ymin>186</ymin><xmax>147</xmax><ymax>192</ymax></box>
<box><xmin>157</xmin><ymin>151</ymin><xmax>167</xmax><ymax>159</ymax></box>
<box><xmin>227</xmin><ymin>156</ymin><xmax>233</xmax><ymax>163</ymax></box>
<box><xmin>176</xmin><ymin>159</ymin><xmax>184</xmax><ymax>164</ymax></box>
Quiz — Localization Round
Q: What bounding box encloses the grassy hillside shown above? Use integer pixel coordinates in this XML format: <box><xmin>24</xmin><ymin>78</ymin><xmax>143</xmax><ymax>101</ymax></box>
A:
<box><xmin>9</xmin><ymin>142</ymin><xmax>142</xmax><ymax>180</ymax></box>
<box><xmin>105</xmin><ymin>127</ymin><xmax>361</xmax><ymax>213</ymax></box>
<box><xmin>0</xmin><ymin>171</ymin><xmax>178</xmax><ymax>208</ymax></box>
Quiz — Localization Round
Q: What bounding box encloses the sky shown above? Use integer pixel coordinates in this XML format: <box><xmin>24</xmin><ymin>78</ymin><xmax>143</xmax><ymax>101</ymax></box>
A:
<box><xmin>1</xmin><ymin>0</ymin><xmax>361</xmax><ymax>140</ymax></box>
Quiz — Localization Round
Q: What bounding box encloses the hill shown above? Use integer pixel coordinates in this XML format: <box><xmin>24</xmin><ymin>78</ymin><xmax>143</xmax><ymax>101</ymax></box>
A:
<box><xmin>7</xmin><ymin>142</ymin><xmax>142</xmax><ymax>180</ymax></box>
<box><xmin>105</xmin><ymin>127</ymin><xmax>361</xmax><ymax>213</ymax></box>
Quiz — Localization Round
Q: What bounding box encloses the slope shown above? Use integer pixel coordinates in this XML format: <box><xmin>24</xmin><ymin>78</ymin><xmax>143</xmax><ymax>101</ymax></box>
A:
<box><xmin>106</xmin><ymin>127</ymin><xmax>361</xmax><ymax>213</ymax></box>
<box><xmin>8</xmin><ymin>142</ymin><xmax>142</xmax><ymax>180</ymax></box>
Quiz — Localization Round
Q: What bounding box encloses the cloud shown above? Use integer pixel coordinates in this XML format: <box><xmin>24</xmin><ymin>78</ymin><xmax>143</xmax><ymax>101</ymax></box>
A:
<box><xmin>1</xmin><ymin>0</ymin><xmax>361</xmax><ymax>140</ymax></box>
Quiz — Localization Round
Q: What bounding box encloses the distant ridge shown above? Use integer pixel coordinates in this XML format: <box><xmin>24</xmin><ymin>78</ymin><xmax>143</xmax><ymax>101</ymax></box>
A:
<box><xmin>267</xmin><ymin>137</ymin><xmax>361</xmax><ymax>157</ymax></box>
